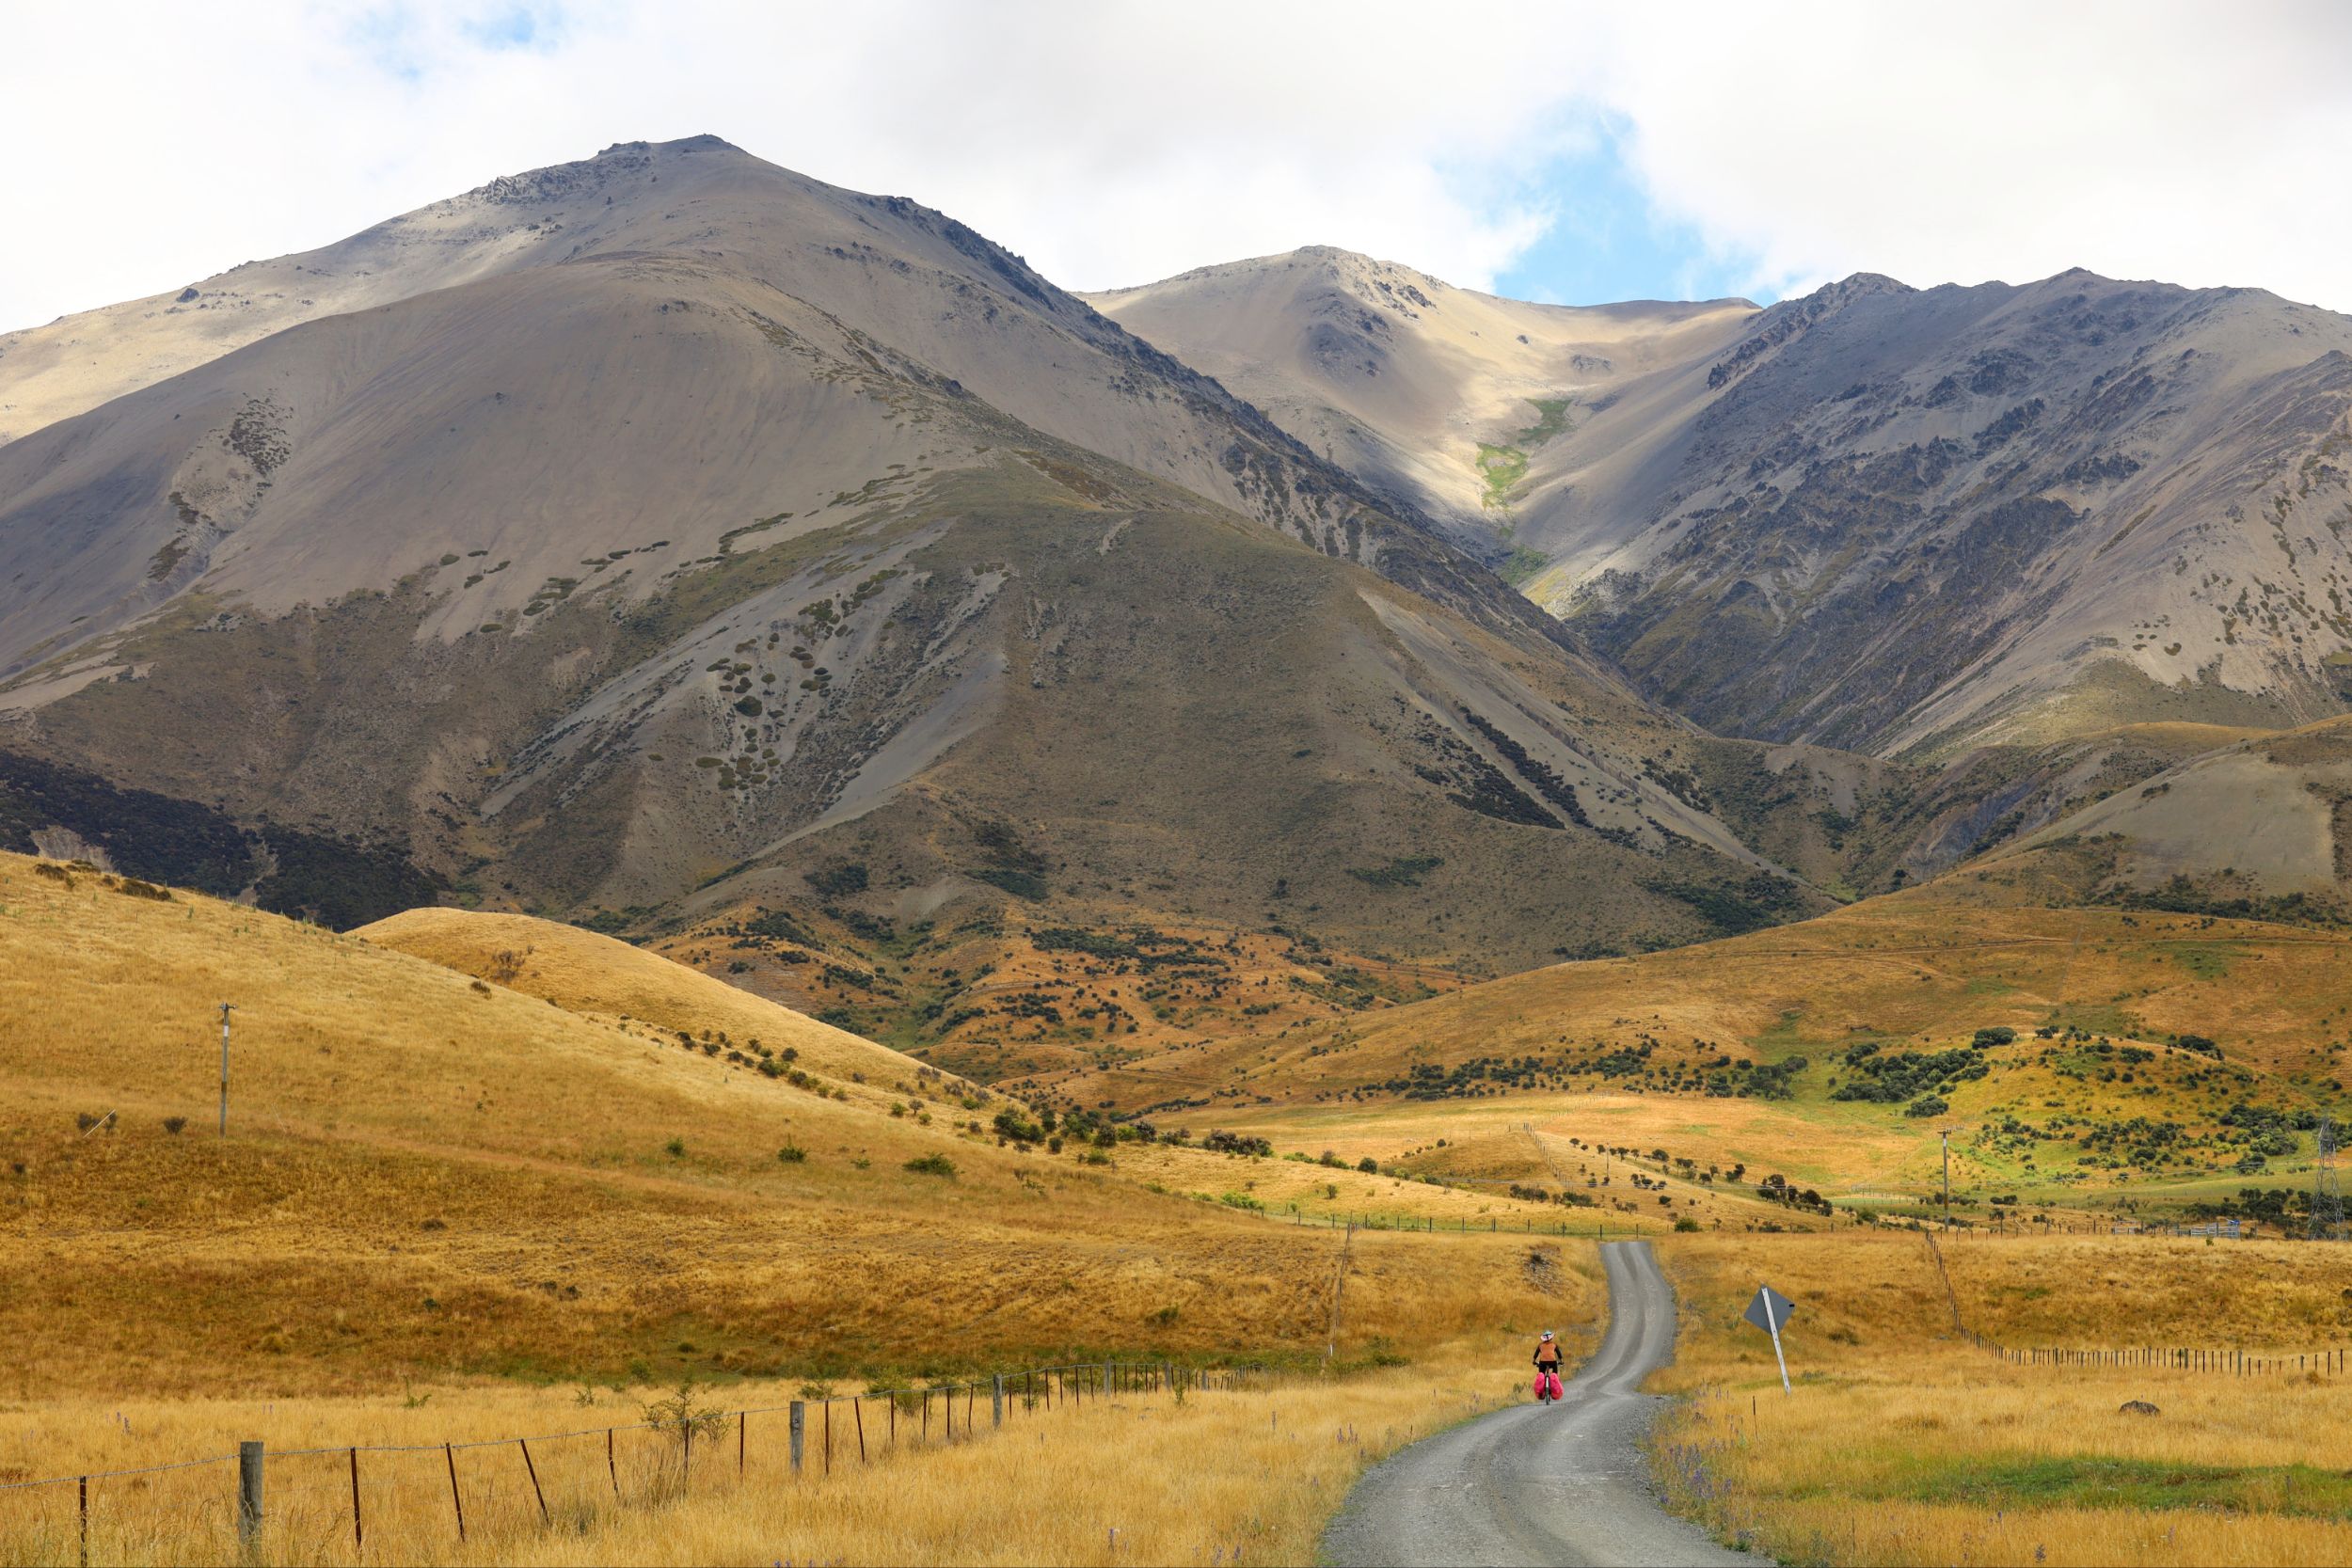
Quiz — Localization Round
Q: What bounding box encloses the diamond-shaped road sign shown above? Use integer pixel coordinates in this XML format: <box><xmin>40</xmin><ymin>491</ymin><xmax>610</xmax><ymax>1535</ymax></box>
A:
<box><xmin>1745</xmin><ymin>1284</ymin><xmax>1795</xmax><ymax>1394</ymax></box>
<box><xmin>1743</xmin><ymin>1285</ymin><xmax>1794</xmax><ymax>1334</ymax></box>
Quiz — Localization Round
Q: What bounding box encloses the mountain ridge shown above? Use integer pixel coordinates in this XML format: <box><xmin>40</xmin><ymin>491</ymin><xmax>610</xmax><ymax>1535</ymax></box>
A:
<box><xmin>1096</xmin><ymin>250</ymin><xmax>2352</xmax><ymax>756</ymax></box>
<box><xmin>0</xmin><ymin>138</ymin><xmax>1864</xmax><ymax>995</ymax></box>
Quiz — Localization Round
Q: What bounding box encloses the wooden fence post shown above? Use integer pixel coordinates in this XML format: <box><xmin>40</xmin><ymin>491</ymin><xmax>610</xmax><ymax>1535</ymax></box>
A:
<box><xmin>854</xmin><ymin>1397</ymin><xmax>868</xmax><ymax>1463</ymax></box>
<box><xmin>349</xmin><ymin>1449</ymin><xmax>362</xmax><ymax>1555</ymax></box>
<box><xmin>824</xmin><ymin>1401</ymin><xmax>833</xmax><ymax>1474</ymax></box>
<box><xmin>443</xmin><ymin>1443</ymin><xmax>466</xmax><ymax>1544</ymax></box>
<box><xmin>237</xmin><ymin>1441</ymin><xmax>264</xmax><ymax>1559</ymax></box>
<box><xmin>519</xmin><ymin>1439</ymin><xmax>549</xmax><ymax>1524</ymax></box>
<box><xmin>78</xmin><ymin>1476</ymin><xmax>87</xmax><ymax>1568</ymax></box>
<box><xmin>607</xmin><ymin>1428</ymin><xmax>618</xmax><ymax>1496</ymax></box>
<box><xmin>993</xmin><ymin>1374</ymin><xmax>1005</xmax><ymax>1429</ymax></box>
<box><xmin>789</xmin><ymin>1402</ymin><xmax>804</xmax><ymax>1475</ymax></box>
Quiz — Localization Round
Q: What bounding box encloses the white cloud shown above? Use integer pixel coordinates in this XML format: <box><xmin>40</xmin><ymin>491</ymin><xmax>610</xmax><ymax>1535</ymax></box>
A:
<box><xmin>1592</xmin><ymin>0</ymin><xmax>2352</xmax><ymax>311</ymax></box>
<box><xmin>2</xmin><ymin>0</ymin><xmax>2346</xmax><ymax>331</ymax></box>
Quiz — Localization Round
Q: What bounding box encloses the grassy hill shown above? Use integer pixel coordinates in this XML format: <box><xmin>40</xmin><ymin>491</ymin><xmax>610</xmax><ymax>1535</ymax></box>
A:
<box><xmin>0</xmin><ymin>850</ymin><xmax>1574</xmax><ymax>1400</ymax></box>
<box><xmin>1016</xmin><ymin>866</ymin><xmax>2352</xmax><ymax>1227</ymax></box>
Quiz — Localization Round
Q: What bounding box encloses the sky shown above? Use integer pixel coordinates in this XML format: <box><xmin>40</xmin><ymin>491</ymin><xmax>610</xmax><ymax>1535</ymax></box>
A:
<box><xmin>3</xmin><ymin>0</ymin><xmax>2349</xmax><ymax>331</ymax></box>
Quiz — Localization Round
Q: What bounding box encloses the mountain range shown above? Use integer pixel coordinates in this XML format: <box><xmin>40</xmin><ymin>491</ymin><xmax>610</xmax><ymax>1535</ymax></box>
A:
<box><xmin>5</xmin><ymin>135</ymin><xmax>2351</xmax><ymax>1058</ymax></box>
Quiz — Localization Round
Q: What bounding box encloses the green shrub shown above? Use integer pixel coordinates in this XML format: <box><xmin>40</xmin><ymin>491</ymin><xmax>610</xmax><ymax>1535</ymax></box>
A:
<box><xmin>777</xmin><ymin>1144</ymin><xmax>806</xmax><ymax>1164</ymax></box>
<box><xmin>904</xmin><ymin>1154</ymin><xmax>957</xmax><ymax>1178</ymax></box>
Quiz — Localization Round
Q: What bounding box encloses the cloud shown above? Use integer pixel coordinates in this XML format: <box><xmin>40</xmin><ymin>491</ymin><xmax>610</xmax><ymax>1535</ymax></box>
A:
<box><xmin>1589</xmin><ymin>0</ymin><xmax>2352</xmax><ymax>309</ymax></box>
<box><xmin>3</xmin><ymin>0</ymin><xmax>2347</xmax><ymax>332</ymax></box>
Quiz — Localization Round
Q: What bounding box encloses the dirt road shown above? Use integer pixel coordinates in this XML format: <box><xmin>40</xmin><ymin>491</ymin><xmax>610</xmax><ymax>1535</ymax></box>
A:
<box><xmin>1321</xmin><ymin>1240</ymin><xmax>1756</xmax><ymax>1566</ymax></box>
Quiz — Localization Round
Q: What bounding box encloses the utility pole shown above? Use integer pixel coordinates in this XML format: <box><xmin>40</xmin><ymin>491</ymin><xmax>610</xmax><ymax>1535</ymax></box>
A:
<box><xmin>1940</xmin><ymin>1127</ymin><xmax>1960</xmax><ymax>1231</ymax></box>
<box><xmin>2311</xmin><ymin>1116</ymin><xmax>2346</xmax><ymax>1242</ymax></box>
<box><xmin>217</xmin><ymin>1003</ymin><xmax>236</xmax><ymax>1136</ymax></box>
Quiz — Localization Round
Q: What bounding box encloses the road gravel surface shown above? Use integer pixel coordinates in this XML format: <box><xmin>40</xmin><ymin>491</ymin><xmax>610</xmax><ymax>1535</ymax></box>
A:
<box><xmin>1321</xmin><ymin>1240</ymin><xmax>1758</xmax><ymax>1566</ymax></box>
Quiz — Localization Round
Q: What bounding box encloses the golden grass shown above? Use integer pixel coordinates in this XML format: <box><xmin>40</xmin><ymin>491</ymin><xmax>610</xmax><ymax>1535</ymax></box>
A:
<box><xmin>0</xmin><ymin>854</ymin><xmax>1518</xmax><ymax>1391</ymax></box>
<box><xmin>358</xmin><ymin>909</ymin><xmax>931</xmax><ymax>1091</ymax></box>
<box><xmin>1093</xmin><ymin>891</ymin><xmax>2352</xmax><ymax>1108</ymax></box>
<box><xmin>0</xmin><ymin>1323</ymin><xmax>1594</xmax><ymax>1567</ymax></box>
<box><xmin>1218</xmin><ymin>1093</ymin><xmax>1864</xmax><ymax>1229</ymax></box>
<box><xmin>1647</xmin><ymin>1230</ymin><xmax>2352</xmax><ymax>1565</ymax></box>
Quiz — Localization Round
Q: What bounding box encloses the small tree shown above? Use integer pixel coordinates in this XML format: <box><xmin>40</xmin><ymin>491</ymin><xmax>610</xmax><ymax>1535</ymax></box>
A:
<box><xmin>640</xmin><ymin>1380</ymin><xmax>727</xmax><ymax>1495</ymax></box>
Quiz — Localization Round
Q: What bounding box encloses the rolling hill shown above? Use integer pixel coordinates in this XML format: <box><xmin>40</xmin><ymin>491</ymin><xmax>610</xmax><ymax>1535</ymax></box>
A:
<box><xmin>0</xmin><ymin>847</ymin><xmax>1570</xmax><ymax>1398</ymax></box>
<box><xmin>1018</xmin><ymin>853</ymin><xmax>2352</xmax><ymax>1227</ymax></box>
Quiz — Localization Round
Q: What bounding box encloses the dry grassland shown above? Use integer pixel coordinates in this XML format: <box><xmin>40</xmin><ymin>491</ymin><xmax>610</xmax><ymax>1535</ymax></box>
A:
<box><xmin>0</xmin><ymin>849</ymin><xmax>1612</xmax><ymax>1564</ymax></box>
<box><xmin>358</xmin><ymin>908</ymin><xmax>934</xmax><ymax>1090</ymax></box>
<box><xmin>1648</xmin><ymin>1229</ymin><xmax>2352</xmax><ymax>1565</ymax></box>
<box><xmin>0</xmin><ymin>853</ymin><xmax>1563</xmax><ymax>1397</ymax></box>
<box><xmin>1221</xmin><ymin>1094</ymin><xmax>1870</xmax><ymax>1228</ymax></box>
<box><xmin>1086</xmin><ymin>891</ymin><xmax>2352</xmax><ymax>1109</ymax></box>
<box><xmin>0</xmin><ymin>1324</ymin><xmax>1591</xmax><ymax>1567</ymax></box>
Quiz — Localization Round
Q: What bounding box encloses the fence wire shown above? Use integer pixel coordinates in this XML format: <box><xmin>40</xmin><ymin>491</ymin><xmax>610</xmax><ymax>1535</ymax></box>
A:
<box><xmin>0</xmin><ymin>1360</ymin><xmax>1268</xmax><ymax>1565</ymax></box>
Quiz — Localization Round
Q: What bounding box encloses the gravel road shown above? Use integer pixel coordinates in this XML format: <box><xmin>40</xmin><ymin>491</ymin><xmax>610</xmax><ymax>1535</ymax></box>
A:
<box><xmin>1320</xmin><ymin>1240</ymin><xmax>1757</xmax><ymax>1566</ymax></box>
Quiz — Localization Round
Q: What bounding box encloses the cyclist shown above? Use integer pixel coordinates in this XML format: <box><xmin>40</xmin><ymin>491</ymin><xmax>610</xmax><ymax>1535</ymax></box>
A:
<box><xmin>1532</xmin><ymin>1329</ymin><xmax>1565</xmax><ymax>1402</ymax></box>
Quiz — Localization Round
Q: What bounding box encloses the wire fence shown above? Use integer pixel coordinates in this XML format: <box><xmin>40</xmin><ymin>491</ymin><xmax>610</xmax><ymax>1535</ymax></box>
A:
<box><xmin>1988</xmin><ymin>1344</ymin><xmax>2349</xmax><ymax>1377</ymax></box>
<box><xmin>1271</xmin><ymin>1207</ymin><xmax>1649</xmax><ymax>1237</ymax></box>
<box><xmin>1916</xmin><ymin>1229</ymin><xmax>2351</xmax><ymax>1382</ymax></box>
<box><xmin>0</xmin><ymin>1359</ymin><xmax>1270</xmax><ymax>1566</ymax></box>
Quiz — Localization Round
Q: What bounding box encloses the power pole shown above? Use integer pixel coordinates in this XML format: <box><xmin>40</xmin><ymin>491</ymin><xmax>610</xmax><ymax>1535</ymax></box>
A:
<box><xmin>2311</xmin><ymin>1116</ymin><xmax>2346</xmax><ymax>1242</ymax></box>
<box><xmin>217</xmin><ymin>1003</ymin><xmax>236</xmax><ymax>1136</ymax></box>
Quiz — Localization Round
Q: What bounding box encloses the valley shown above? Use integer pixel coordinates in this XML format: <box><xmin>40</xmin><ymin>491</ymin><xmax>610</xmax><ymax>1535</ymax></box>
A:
<box><xmin>7</xmin><ymin>127</ymin><xmax>2352</xmax><ymax>1568</ymax></box>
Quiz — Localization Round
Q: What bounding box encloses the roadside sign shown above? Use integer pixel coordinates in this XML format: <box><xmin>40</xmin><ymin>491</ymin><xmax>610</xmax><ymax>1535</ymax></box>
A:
<box><xmin>1745</xmin><ymin>1284</ymin><xmax>1794</xmax><ymax>1395</ymax></box>
<box><xmin>1743</xmin><ymin>1286</ymin><xmax>1793</xmax><ymax>1334</ymax></box>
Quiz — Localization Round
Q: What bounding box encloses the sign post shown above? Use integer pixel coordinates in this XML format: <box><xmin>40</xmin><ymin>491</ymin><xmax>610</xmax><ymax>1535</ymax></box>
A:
<box><xmin>217</xmin><ymin>1003</ymin><xmax>236</xmax><ymax>1136</ymax></box>
<box><xmin>1744</xmin><ymin>1284</ymin><xmax>1795</xmax><ymax>1395</ymax></box>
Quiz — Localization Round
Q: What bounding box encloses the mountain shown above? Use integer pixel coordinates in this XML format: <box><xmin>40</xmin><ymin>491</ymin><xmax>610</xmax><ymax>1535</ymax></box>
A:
<box><xmin>0</xmin><ymin>136</ymin><xmax>1842</xmax><ymax>994</ymax></box>
<box><xmin>1087</xmin><ymin>247</ymin><xmax>1756</xmax><ymax>564</ymax></box>
<box><xmin>1093</xmin><ymin>254</ymin><xmax>2352</xmax><ymax>758</ymax></box>
<box><xmin>0</xmin><ymin>137</ymin><xmax>1559</xmax><ymax>677</ymax></box>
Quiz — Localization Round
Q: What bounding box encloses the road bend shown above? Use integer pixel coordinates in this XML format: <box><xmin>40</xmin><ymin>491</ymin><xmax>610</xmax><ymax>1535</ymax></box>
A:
<box><xmin>1321</xmin><ymin>1239</ymin><xmax>1757</xmax><ymax>1567</ymax></box>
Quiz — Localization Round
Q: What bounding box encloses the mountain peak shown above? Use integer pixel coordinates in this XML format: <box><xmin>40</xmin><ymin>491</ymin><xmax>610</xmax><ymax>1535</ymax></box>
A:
<box><xmin>462</xmin><ymin>133</ymin><xmax>750</xmax><ymax>209</ymax></box>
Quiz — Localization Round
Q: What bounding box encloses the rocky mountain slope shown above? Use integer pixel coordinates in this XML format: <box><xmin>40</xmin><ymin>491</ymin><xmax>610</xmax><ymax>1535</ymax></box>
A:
<box><xmin>1095</xmin><ymin>254</ymin><xmax>2352</xmax><ymax>758</ymax></box>
<box><xmin>1087</xmin><ymin>248</ymin><xmax>1756</xmax><ymax>562</ymax></box>
<box><xmin>0</xmin><ymin>138</ymin><xmax>1845</xmax><ymax>978</ymax></box>
<box><xmin>0</xmin><ymin>137</ymin><xmax>1557</xmax><ymax>676</ymax></box>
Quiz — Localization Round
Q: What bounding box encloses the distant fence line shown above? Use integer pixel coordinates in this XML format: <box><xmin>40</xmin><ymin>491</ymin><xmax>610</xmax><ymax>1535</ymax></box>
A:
<box><xmin>1919</xmin><ymin>1230</ymin><xmax>2347</xmax><ymax>1381</ymax></box>
<box><xmin>1991</xmin><ymin>1344</ymin><xmax>2348</xmax><ymax>1377</ymax></box>
<box><xmin>1276</xmin><ymin>1207</ymin><xmax>1647</xmax><ymax>1237</ymax></box>
<box><xmin>0</xmin><ymin>1359</ymin><xmax>1267</xmax><ymax>1565</ymax></box>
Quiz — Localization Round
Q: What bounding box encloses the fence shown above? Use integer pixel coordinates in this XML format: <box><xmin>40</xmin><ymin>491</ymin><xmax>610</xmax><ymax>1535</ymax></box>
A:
<box><xmin>1918</xmin><ymin>1230</ymin><xmax>2347</xmax><ymax>1382</ymax></box>
<box><xmin>0</xmin><ymin>1360</ymin><xmax>1264</xmax><ymax>1566</ymax></box>
<box><xmin>1277</xmin><ymin>1208</ymin><xmax>1646</xmax><ymax>1237</ymax></box>
<box><xmin>1990</xmin><ymin>1344</ymin><xmax>2348</xmax><ymax>1378</ymax></box>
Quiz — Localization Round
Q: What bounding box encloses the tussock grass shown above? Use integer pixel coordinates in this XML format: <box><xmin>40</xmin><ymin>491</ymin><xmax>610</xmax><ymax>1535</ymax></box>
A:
<box><xmin>1648</xmin><ymin>1231</ymin><xmax>2352</xmax><ymax>1564</ymax></box>
<box><xmin>358</xmin><ymin>908</ymin><xmax>930</xmax><ymax>1092</ymax></box>
<box><xmin>0</xmin><ymin>1335</ymin><xmax>1565</xmax><ymax>1565</ymax></box>
<box><xmin>0</xmin><ymin>848</ymin><xmax>1605</xmax><ymax>1563</ymax></box>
